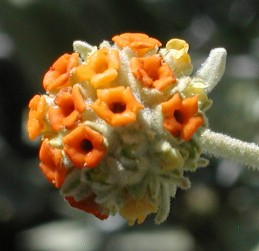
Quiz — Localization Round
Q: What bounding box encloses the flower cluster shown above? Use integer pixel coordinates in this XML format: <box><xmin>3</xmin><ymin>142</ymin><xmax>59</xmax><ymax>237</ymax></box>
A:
<box><xmin>27</xmin><ymin>33</ymin><xmax>214</xmax><ymax>225</ymax></box>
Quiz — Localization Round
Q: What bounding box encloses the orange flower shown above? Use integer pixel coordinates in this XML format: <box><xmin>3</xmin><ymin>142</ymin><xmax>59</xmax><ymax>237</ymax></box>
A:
<box><xmin>112</xmin><ymin>33</ymin><xmax>161</xmax><ymax>56</ymax></box>
<box><xmin>75</xmin><ymin>48</ymin><xmax>120</xmax><ymax>88</ymax></box>
<box><xmin>47</xmin><ymin>85</ymin><xmax>86</xmax><ymax>131</ymax></box>
<box><xmin>27</xmin><ymin>94</ymin><xmax>46</xmax><ymax>140</ymax></box>
<box><xmin>90</xmin><ymin>86</ymin><xmax>144</xmax><ymax>126</ymax></box>
<box><xmin>63</xmin><ymin>124</ymin><xmax>106</xmax><ymax>168</ymax></box>
<box><xmin>130</xmin><ymin>55</ymin><xmax>176</xmax><ymax>91</ymax></box>
<box><xmin>43</xmin><ymin>53</ymin><xmax>79</xmax><ymax>91</ymax></box>
<box><xmin>39</xmin><ymin>138</ymin><xmax>68</xmax><ymax>188</ymax></box>
<box><xmin>161</xmin><ymin>93</ymin><xmax>204</xmax><ymax>141</ymax></box>
<box><xmin>65</xmin><ymin>195</ymin><xmax>108</xmax><ymax>220</ymax></box>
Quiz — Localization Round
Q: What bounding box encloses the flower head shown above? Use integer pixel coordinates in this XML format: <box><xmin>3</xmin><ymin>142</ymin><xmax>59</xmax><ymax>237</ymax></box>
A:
<box><xmin>27</xmin><ymin>95</ymin><xmax>46</xmax><ymax>140</ymax></box>
<box><xmin>75</xmin><ymin>48</ymin><xmax>120</xmax><ymax>88</ymax></box>
<box><xmin>130</xmin><ymin>54</ymin><xmax>176</xmax><ymax>91</ymax></box>
<box><xmin>43</xmin><ymin>53</ymin><xmax>79</xmax><ymax>91</ymax></box>
<box><xmin>90</xmin><ymin>86</ymin><xmax>144</xmax><ymax>126</ymax></box>
<box><xmin>161</xmin><ymin>93</ymin><xmax>204</xmax><ymax>141</ymax></box>
<box><xmin>112</xmin><ymin>33</ymin><xmax>161</xmax><ymax>56</ymax></box>
<box><xmin>63</xmin><ymin>124</ymin><xmax>106</xmax><ymax>168</ymax></box>
<box><xmin>39</xmin><ymin>139</ymin><xmax>68</xmax><ymax>188</ymax></box>
<box><xmin>27</xmin><ymin>33</ymin><xmax>236</xmax><ymax>226</ymax></box>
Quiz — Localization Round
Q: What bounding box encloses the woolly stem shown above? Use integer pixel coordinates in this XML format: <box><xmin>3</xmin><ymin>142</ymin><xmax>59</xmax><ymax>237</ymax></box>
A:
<box><xmin>200</xmin><ymin>129</ymin><xmax>259</xmax><ymax>170</ymax></box>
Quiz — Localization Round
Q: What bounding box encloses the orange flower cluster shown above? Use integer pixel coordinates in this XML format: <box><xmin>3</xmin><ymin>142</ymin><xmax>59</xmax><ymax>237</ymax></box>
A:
<box><xmin>112</xmin><ymin>33</ymin><xmax>176</xmax><ymax>91</ymax></box>
<box><xmin>112</xmin><ymin>33</ymin><xmax>204</xmax><ymax>140</ymax></box>
<box><xmin>27</xmin><ymin>33</ymin><xmax>207</xmax><ymax>222</ymax></box>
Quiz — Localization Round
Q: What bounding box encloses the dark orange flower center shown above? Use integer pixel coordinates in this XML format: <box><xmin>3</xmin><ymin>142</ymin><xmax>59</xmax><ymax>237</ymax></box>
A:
<box><xmin>109</xmin><ymin>102</ymin><xmax>127</xmax><ymax>113</ymax></box>
<box><xmin>174</xmin><ymin>110</ymin><xmax>184</xmax><ymax>124</ymax></box>
<box><xmin>80</xmin><ymin>139</ymin><xmax>94</xmax><ymax>153</ymax></box>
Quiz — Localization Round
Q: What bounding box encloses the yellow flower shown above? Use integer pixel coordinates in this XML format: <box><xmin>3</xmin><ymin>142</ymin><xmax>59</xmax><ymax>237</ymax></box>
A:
<box><xmin>120</xmin><ymin>196</ymin><xmax>158</xmax><ymax>225</ymax></box>
<box><xmin>164</xmin><ymin>39</ymin><xmax>193</xmax><ymax>77</ymax></box>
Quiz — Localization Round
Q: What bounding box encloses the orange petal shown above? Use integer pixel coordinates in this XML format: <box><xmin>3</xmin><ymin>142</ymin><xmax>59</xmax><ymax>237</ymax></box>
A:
<box><xmin>65</xmin><ymin>195</ymin><xmax>108</xmax><ymax>220</ymax></box>
<box><xmin>181</xmin><ymin>95</ymin><xmax>199</xmax><ymax>118</ymax></box>
<box><xmin>27</xmin><ymin>95</ymin><xmax>46</xmax><ymax>140</ymax></box>
<box><xmin>161</xmin><ymin>93</ymin><xmax>183</xmax><ymax>137</ymax></box>
<box><xmin>72</xmin><ymin>85</ymin><xmax>86</xmax><ymax>113</ymax></box>
<box><xmin>112</xmin><ymin>33</ymin><xmax>161</xmax><ymax>56</ymax></box>
<box><xmin>181</xmin><ymin>116</ymin><xmax>204</xmax><ymax>141</ymax></box>
<box><xmin>62</xmin><ymin>110</ymin><xmax>80</xmax><ymax>128</ymax></box>
<box><xmin>47</xmin><ymin>106</ymin><xmax>64</xmax><ymax>131</ymax></box>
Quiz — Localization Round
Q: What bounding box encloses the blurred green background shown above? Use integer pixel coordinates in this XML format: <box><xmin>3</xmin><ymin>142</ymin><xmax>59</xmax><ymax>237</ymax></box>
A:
<box><xmin>0</xmin><ymin>0</ymin><xmax>258</xmax><ymax>250</ymax></box>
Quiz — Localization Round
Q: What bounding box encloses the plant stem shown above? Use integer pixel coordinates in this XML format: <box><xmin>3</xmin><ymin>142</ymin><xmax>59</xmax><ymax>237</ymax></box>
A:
<box><xmin>200</xmin><ymin>129</ymin><xmax>259</xmax><ymax>170</ymax></box>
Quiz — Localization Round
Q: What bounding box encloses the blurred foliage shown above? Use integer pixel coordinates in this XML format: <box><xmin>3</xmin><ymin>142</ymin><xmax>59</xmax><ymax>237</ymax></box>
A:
<box><xmin>0</xmin><ymin>0</ymin><xmax>258</xmax><ymax>250</ymax></box>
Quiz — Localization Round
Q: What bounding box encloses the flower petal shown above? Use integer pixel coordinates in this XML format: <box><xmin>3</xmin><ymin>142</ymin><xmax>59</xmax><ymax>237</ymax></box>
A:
<box><xmin>27</xmin><ymin>95</ymin><xmax>46</xmax><ymax>140</ymax></box>
<box><xmin>65</xmin><ymin>195</ymin><xmax>108</xmax><ymax>220</ymax></box>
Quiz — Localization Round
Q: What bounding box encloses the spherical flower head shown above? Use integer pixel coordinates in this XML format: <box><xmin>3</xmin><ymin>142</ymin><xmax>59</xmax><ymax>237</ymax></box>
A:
<box><xmin>26</xmin><ymin>32</ymin><xmax>229</xmax><ymax>225</ymax></box>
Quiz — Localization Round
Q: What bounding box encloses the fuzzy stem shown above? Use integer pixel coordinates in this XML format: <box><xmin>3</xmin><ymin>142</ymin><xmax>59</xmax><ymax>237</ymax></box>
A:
<box><xmin>200</xmin><ymin>129</ymin><xmax>259</xmax><ymax>170</ymax></box>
